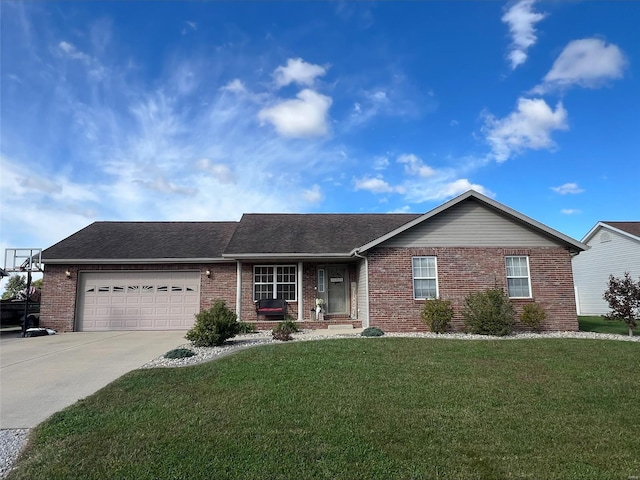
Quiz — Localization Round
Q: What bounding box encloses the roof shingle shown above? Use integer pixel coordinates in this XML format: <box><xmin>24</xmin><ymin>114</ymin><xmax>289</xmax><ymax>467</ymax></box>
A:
<box><xmin>43</xmin><ymin>222</ymin><xmax>238</xmax><ymax>260</ymax></box>
<box><xmin>223</xmin><ymin>213</ymin><xmax>420</xmax><ymax>255</ymax></box>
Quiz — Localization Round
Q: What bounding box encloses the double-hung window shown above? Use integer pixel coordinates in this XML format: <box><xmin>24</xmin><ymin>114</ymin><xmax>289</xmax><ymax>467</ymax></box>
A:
<box><xmin>254</xmin><ymin>265</ymin><xmax>297</xmax><ymax>301</ymax></box>
<box><xmin>505</xmin><ymin>256</ymin><xmax>531</xmax><ymax>298</ymax></box>
<box><xmin>412</xmin><ymin>256</ymin><xmax>438</xmax><ymax>299</ymax></box>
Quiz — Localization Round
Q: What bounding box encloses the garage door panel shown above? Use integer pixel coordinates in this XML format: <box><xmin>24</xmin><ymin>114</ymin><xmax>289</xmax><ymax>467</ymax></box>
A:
<box><xmin>79</xmin><ymin>271</ymin><xmax>201</xmax><ymax>331</ymax></box>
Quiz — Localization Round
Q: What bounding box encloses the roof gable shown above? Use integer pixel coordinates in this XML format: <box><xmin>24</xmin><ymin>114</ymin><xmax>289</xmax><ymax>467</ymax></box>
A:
<box><xmin>357</xmin><ymin>190</ymin><xmax>586</xmax><ymax>253</ymax></box>
<box><xmin>582</xmin><ymin>221</ymin><xmax>640</xmax><ymax>244</ymax></box>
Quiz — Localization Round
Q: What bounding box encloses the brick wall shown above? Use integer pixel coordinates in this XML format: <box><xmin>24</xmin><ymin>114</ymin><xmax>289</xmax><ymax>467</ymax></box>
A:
<box><xmin>367</xmin><ymin>246</ymin><xmax>578</xmax><ymax>333</ymax></box>
<box><xmin>41</xmin><ymin>263</ymin><xmax>236</xmax><ymax>332</ymax></box>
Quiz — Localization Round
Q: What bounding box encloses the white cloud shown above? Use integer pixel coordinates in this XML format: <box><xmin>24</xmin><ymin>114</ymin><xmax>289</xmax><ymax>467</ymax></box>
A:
<box><xmin>552</xmin><ymin>182</ymin><xmax>584</xmax><ymax>195</ymax></box>
<box><xmin>258</xmin><ymin>89</ymin><xmax>332</xmax><ymax>138</ymax></box>
<box><xmin>221</xmin><ymin>79</ymin><xmax>246</xmax><ymax>94</ymax></box>
<box><xmin>354</xmin><ymin>176</ymin><xmax>403</xmax><ymax>194</ymax></box>
<box><xmin>273</xmin><ymin>58</ymin><xmax>327</xmax><ymax>88</ymax></box>
<box><xmin>561</xmin><ymin>208</ymin><xmax>581</xmax><ymax>215</ymax></box>
<box><xmin>58</xmin><ymin>40</ymin><xmax>105</xmax><ymax>80</ymax></box>
<box><xmin>483</xmin><ymin>97</ymin><xmax>569</xmax><ymax>162</ymax></box>
<box><xmin>502</xmin><ymin>0</ymin><xmax>546</xmax><ymax>70</ymax></box>
<box><xmin>372</xmin><ymin>156</ymin><xmax>389</xmax><ymax>170</ymax></box>
<box><xmin>302</xmin><ymin>184</ymin><xmax>323</xmax><ymax>204</ymax></box>
<box><xmin>397</xmin><ymin>154</ymin><xmax>436</xmax><ymax>178</ymax></box>
<box><xmin>533</xmin><ymin>38</ymin><xmax>627</xmax><ymax>93</ymax></box>
<box><xmin>403</xmin><ymin>179</ymin><xmax>493</xmax><ymax>203</ymax></box>
<box><xmin>196</xmin><ymin>159</ymin><xmax>236</xmax><ymax>184</ymax></box>
<box><xmin>136</xmin><ymin>177</ymin><xmax>197</xmax><ymax>196</ymax></box>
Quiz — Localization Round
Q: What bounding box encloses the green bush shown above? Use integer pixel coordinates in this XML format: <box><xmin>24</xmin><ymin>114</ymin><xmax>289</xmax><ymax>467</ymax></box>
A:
<box><xmin>164</xmin><ymin>348</ymin><xmax>196</xmax><ymax>359</ymax></box>
<box><xmin>238</xmin><ymin>321</ymin><xmax>257</xmax><ymax>334</ymax></box>
<box><xmin>421</xmin><ymin>299</ymin><xmax>454</xmax><ymax>334</ymax></box>
<box><xmin>272</xmin><ymin>318</ymin><xmax>299</xmax><ymax>341</ymax></box>
<box><xmin>361</xmin><ymin>326</ymin><xmax>385</xmax><ymax>337</ymax></box>
<box><xmin>185</xmin><ymin>300</ymin><xmax>240</xmax><ymax>347</ymax></box>
<box><xmin>462</xmin><ymin>287</ymin><xmax>515</xmax><ymax>336</ymax></box>
<box><xmin>520</xmin><ymin>303</ymin><xmax>547</xmax><ymax>332</ymax></box>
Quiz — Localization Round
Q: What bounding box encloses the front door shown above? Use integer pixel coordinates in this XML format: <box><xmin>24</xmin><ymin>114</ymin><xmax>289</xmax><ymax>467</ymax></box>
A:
<box><xmin>325</xmin><ymin>266</ymin><xmax>348</xmax><ymax>314</ymax></box>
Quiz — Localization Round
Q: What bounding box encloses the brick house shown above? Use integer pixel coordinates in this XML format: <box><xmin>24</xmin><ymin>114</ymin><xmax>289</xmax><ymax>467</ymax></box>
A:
<box><xmin>41</xmin><ymin>190</ymin><xmax>586</xmax><ymax>333</ymax></box>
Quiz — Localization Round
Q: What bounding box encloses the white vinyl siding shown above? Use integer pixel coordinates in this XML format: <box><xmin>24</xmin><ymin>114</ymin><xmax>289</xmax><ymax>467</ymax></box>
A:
<box><xmin>383</xmin><ymin>200</ymin><xmax>558</xmax><ymax>248</ymax></box>
<box><xmin>572</xmin><ymin>226</ymin><xmax>640</xmax><ymax>315</ymax></box>
<box><xmin>505</xmin><ymin>256</ymin><xmax>531</xmax><ymax>298</ymax></box>
<box><xmin>253</xmin><ymin>265</ymin><xmax>297</xmax><ymax>301</ymax></box>
<box><xmin>412</xmin><ymin>256</ymin><xmax>438</xmax><ymax>299</ymax></box>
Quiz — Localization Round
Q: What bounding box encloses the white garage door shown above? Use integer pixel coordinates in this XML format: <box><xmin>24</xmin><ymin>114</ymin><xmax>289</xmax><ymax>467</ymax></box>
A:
<box><xmin>79</xmin><ymin>271</ymin><xmax>200</xmax><ymax>331</ymax></box>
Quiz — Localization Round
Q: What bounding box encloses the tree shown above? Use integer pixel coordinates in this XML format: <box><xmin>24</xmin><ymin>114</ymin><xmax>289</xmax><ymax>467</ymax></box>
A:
<box><xmin>603</xmin><ymin>272</ymin><xmax>640</xmax><ymax>337</ymax></box>
<box><xmin>1</xmin><ymin>274</ymin><xmax>27</xmax><ymax>300</ymax></box>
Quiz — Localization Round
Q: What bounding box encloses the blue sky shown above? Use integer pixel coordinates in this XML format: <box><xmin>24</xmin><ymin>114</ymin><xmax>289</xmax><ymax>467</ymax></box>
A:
<box><xmin>1</xmin><ymin>1</ymin><xmax>638</xmax><ymax>276</ymax></box>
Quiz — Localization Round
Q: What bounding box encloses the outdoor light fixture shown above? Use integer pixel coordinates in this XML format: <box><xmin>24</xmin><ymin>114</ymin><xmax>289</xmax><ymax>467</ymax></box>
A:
<box><xmin>65</xmin><ymin>270</ymin><xmax>71</xmax><ymax>278</ymax></box>
<box><xmin>205</xmin><ymin>269</ymin><xmax>211</xmax><ymax>278</ymax></box>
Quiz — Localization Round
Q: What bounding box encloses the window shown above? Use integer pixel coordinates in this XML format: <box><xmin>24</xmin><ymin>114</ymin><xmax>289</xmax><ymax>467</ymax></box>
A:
<box><xmin>412</xmin><ymin>257</ymin><xmax>438</xmax><ymax>299</ymax></box>
<box><xmin>254</xmin><ymin>265</ymin><xmax>297</xmax><ymax>301</ymax></box>
<box><xmin>505</xmin><ymin>256</ymin><xmax>531</xmax><ymax>298</ymax></box>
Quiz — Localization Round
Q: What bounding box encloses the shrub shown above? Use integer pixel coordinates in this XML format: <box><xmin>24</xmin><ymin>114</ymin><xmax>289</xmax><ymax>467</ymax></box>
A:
<box><xmin>361</xmin><ymin>327</ymin><xmax>385</xmax><ymax>337</ymax></box>
<box><xmin>462</xmin><ymin>287</ymin><xmax>515</xmax><ymax>336</ymax></box>
<box><xmin>164</xmin><ymin>348</ymin><xmax>196</xmax><ymax>359</ymax></box>
<box><xmin>272</xmin><ymin>318</ymin><xmax>299</xmax><ymax>341</ymax></box>
<box><xmin>603</xmin><ymin>272</ymin><xmax>640</xmax><ymax>336</ymax></box>
<box><xmin>185</xmin><ymin>300</ymin><xmax>240</xmax><ymax>347</ymax></box>
<box><xmin>520</xmin><ymin>303</ymin><xmax>546</xmax><ymax>332</ymax></box>
<box><xmin>421</xmin><ymin>299</ymin><xmax>454</xmax><ymax>334</ymax></box>
<box><xmin>238</xmin><ymin>321</ymin><xmax>257</xmax><ymax>334</ymax></box>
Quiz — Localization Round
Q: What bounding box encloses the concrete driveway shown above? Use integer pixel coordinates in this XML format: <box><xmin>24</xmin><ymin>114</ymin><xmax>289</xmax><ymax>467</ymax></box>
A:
<box><xmin>0</xmin><ymin>330</ymin><xmax>187</xmax><ymax>428</ymax></box>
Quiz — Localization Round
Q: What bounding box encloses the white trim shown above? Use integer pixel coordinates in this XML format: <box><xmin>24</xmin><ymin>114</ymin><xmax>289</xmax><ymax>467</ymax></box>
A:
<box><xmin>581</xmin><ymin>222</ymin><xmax>640</xmax><ymax>244</ymax></box>
<box><xmin>43</xmin><ymin>258</ymin><xmax>230</xmax><ymax>264</ymax></box>
<box><xmin>505</xmin><ymin>255</ymin><xmax>532</xmax><ymax>299</ymax></box>
<box><xmin>253</xmin><ymin>264</ymin><xmax>297</xmax><ymax>301</ymax></box>
<box><xmin>412</xmin><ymin>256</ymin><xmax>439</xmax><ymax>300</ymax></box>
<box><xmin>236</xmin><ymin>261</ymin><xmax>242</xmax><ymax>321</ymax></box>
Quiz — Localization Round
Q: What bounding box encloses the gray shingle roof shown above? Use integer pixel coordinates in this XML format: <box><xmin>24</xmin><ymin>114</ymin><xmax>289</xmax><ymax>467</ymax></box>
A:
<box><xmin>42</xmin><ymin>222</ymin><xmax>238</xmax><ymax>261</ymax></box>
<box><xmin>603</xmin><ymin>222</ymin><xmax>640</xmax><ymax>239</ymax></box>
<box><xmin>224</xmin><ymin>214</ymin><xmax>420</xmax><ymax>255</ymax></box>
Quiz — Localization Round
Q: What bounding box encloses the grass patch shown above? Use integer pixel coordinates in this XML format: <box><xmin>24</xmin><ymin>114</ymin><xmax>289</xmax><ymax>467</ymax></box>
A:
<box><xmin>579</xmin><ymin>315</ymin><xmax>636</xmax><ymax>335</ymax></box>
<box><xmin>9</xmin><ymin>338</ymin><xmax>640</xmax><ymax>480</ymax></box>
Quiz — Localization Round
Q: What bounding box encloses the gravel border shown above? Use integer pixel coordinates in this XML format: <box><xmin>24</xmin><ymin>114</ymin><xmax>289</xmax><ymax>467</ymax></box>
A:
<box><xmin>0</xmin><ymin>429</ymin><xmax>29</xmax><ymax>479</ymax></box>
<box><xmin>141</xmin><ymin>329</ymin><xmax>640</xmax><ymax>369</ymax></box>
<box><xmin>3</xmin><ymin>329</ymin><xmax>637</xmax><ymax>477</ymax></box>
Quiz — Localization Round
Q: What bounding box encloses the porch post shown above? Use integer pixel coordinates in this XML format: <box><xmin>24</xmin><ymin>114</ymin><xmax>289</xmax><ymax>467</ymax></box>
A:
<box><xmin>298</xmin><ymin>261</ymin><xmax>303</xmax><ymax>321</ymax></box>
<box><xmin>236</xmin><ymin>261</ymin><xmax>242</xmax><ymax>321</ymax></box>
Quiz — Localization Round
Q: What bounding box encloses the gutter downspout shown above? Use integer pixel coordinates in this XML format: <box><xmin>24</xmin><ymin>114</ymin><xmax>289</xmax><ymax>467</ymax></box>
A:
<box><xmin>236</xmin><ymin>261</ymin><xmax>242</xmax><ymax>321</ymax></box>
<box><xmin>298</xmin><ymin>262</ymin><xmax>303</xmax><ymax>322</ymax></box>
<box><xmin>353</xmin><ymin>250</ymin><xmax>369</xmax><ymax>328</ymax></box>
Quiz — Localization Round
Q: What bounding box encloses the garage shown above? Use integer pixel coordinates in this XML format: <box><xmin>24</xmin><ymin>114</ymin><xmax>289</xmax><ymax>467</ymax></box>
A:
<box><xmin>78</xmin><ymin>271</ymin><xmax>200</xmax><ymax>331</ymax></box>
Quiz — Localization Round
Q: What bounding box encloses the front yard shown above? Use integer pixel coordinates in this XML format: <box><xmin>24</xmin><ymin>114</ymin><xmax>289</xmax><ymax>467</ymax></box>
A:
<box><xmin>8</xmin><ymin>338</ymin><xmax>640</xmax><ymax>480</ymax></box>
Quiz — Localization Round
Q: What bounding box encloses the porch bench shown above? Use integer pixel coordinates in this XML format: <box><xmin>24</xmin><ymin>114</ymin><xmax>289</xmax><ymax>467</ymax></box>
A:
<box><xmin>255</xmin><ymin>298</ymin><xmax>288</xmax><ymax>319</ymax></box>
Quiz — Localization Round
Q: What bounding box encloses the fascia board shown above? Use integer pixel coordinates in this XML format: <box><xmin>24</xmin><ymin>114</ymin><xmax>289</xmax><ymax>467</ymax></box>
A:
<box><xmin>41</xmin><ymin>258</ymin><xmax>231</xmax><ymax>264</ymax></box>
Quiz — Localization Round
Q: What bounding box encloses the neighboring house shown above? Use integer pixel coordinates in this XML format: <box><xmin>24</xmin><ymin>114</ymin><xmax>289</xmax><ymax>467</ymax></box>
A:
<box><xmin>40</xmin><ymin>190</ymin><xmax>586</xmax><ymax>333</ymax></box>
<box><xmin>572</xmin><ymin>222</ymin><xmax>640</xmax><ymax>316</ymax></box>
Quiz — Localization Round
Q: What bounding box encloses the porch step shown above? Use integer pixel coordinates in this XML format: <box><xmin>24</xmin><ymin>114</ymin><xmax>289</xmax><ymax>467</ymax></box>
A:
<box><xmin>327</xmin><ymin>324</ymin><xmax>355</xmax><ymax>330</ymax></box>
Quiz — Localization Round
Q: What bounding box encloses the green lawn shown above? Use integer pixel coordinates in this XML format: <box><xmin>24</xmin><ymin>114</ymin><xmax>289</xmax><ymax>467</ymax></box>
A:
<box><xmin>10</xmin><ymin>338</ymin><xmax>640</xmax><ymax>480</ymax></box>
<box><xmin>579</xmin><ymin>315</ymin><xmax>636</xmax><ymax>335</ymax></box>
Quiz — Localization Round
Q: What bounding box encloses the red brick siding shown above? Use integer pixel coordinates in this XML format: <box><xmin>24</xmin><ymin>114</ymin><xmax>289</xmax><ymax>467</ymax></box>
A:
<box><xmin>367</xmin><ymin>246</ymin><xmax>578</xmax><ymax>333</ymax></box>
<box><xmin>239</xmin><ymin>263</ymin><xmax>357</xmax><ymax>323</ymax></box>
<box><xmin>41</xmin><ymin>263</ymin><xmax>236</xmax><ymax>332</ymax></box>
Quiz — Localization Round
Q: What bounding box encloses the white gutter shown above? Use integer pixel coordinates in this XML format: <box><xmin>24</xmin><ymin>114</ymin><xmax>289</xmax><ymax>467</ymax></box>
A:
<box><xmin>42</xmin><ymin>258</ymin><xmax>230</xmax><ymax>264</ymax></box>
